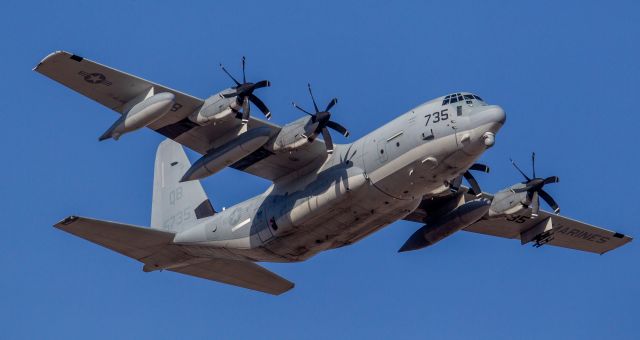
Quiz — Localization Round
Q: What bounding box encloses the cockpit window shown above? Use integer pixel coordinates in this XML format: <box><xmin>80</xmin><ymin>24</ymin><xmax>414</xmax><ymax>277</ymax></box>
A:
<box><xmin>442</xmin><ymin>93</ymin><xmax>486</xmax><ymax>106</ymax></box>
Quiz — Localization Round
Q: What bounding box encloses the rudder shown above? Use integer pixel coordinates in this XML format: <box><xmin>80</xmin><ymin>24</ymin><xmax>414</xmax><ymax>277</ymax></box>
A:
<box><xmin>151</xmin><ymin>139</ymin><xmax>215</xmax><ymax>232</ymax></box>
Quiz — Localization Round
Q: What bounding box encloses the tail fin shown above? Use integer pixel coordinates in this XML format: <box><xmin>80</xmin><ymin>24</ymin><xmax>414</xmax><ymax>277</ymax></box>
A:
<box><xmin>151</xmin><ymin>139</ymin><xmax>215</xmax><ymax>232</ymax></box>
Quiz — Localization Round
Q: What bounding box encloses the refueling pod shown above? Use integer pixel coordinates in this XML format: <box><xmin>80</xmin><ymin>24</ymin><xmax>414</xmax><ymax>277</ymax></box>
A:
<box><xmin>100</xmin><ymin>91</ymin><xmax>175</xmax><ymax>141</ymax></box>
<box><xmin>180</xmin><ymin>126</ymin><xmax>272</xmax><ymax>182</ymax></box>
<box><xmin>399</xmin><ymin>199</ymin><xmax>491</xmax><ymax>252</ymax></box>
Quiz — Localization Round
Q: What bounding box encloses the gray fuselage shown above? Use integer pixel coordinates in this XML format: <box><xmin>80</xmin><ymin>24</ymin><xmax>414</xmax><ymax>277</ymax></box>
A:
<box><xmin>173</xmin><ymin>93</ymin><xmax>506</xmax><ymax>263</ymax></box>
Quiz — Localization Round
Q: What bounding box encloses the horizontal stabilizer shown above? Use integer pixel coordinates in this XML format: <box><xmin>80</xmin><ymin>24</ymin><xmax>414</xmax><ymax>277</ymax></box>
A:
<box><xmin>54</xmin><ymin>216</ymin><xmax>175</xmax><ymax>260</ymax></box>
<box><xmin>54</xmin><ymin>216</ymin><xmax>294</xmax><ymax>295</ymax></box>
<box><xmin>169</xmin><ymin>259</ymin><xmax>295</xmax><ymax>295</ymax></box>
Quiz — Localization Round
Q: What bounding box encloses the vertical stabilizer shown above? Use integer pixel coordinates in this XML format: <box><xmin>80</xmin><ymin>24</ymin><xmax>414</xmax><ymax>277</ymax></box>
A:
<box><xmin>151</xmin><ymin>139</ymin><xmax>215</xmax><ymax>232</ymax></box>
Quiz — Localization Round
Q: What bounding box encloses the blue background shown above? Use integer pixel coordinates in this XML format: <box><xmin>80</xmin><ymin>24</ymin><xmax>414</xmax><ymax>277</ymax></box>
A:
<box><xmin>1</xmin><ymin>1</ymin><xmax>638</xmax><ymax>339</ymax></box>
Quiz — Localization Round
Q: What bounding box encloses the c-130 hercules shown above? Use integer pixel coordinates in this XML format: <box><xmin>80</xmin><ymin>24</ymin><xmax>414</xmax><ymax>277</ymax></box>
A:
<box><xmin>36</xmin><ymin>51</ymin><xmax>632</xmax><ymax>295</ymax></box>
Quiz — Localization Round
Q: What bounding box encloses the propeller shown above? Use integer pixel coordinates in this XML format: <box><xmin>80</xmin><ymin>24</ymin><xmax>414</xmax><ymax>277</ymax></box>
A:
<box><xmin>292</xmin><ymin>84</ymin><xmax>350</xmax><ymax>154</ymax></box>
<box><xmin>220</xmin><ymin>56</ymin><xmax>271</xmax><ymax>123</ymax></box>
<box><xmin>450</xmin><ymin>163</ymin><xmax>490</xmax><ymax>197</ymax></box>
<box><xmin>510</xmin><ymin>152</ymin><xmax>560</xmax><ymax>216</ymax></box>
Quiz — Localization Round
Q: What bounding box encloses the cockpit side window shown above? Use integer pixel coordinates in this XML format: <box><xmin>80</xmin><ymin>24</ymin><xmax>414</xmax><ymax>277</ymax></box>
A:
<box><xmin>473</xmin><ymin>95</ymin><xmax>484</xmax><ymax>101</ymax></box>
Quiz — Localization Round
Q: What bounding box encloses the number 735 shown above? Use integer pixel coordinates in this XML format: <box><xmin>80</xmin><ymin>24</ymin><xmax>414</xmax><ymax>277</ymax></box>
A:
<box><xmin>425</xmin><ymin>109</ymin><xmax>448</xmax><ymax>126</ymax></box>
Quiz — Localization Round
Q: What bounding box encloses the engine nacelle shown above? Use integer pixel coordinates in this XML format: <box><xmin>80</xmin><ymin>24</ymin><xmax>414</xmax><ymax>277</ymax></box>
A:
<box><xmin>100</xmin><ymin>92</ymin><xmax>175</xmax><ymax>141</ymax></box>
<box><xmin>487</xmin><ymin>184</ymin><xmax>530</xmax><ymax>218</ymax></box>
<box><xmin>271</xmin><ymin>116</ymin><xmax>315</xmax><ymax>152</ymax></box>
<box><xmin>189</xmin><ymin>89</ymin><xmax>239</xmax><ymax>125</ymax></box>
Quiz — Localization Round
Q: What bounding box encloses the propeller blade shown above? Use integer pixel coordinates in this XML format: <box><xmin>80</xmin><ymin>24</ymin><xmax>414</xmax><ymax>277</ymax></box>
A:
<box><xmin>249</xmin><ymin>94</ymin><xmax>271</xmax><ymax>119</ymax></box>
<box><xmin>512</xmin><ymin>186</ymin><xmax>530</xmax><ymax>193</ymax></box>
<box><xmin>463</xmin><ymin>171</ymin><xmax>482</xmax><ymax>197</ymax></box>
<box><xmin>220</xmin><ymin>63</ymin><xmax>241</xmax><ymax>86</ymax></box>
<box><xmin>510</xmin><ymin>158</ymin><xmax>531</xmax><ymax>181</ymax></box>
<box><xmin>449</xmin><ymin>176</ymin><xmax>463</xmax><ymax>193</ymax></box>
<box><xmin>241</xmin><ymin>96</ymin><xmax>250</xmax><ymax>123</ymax></box>
<box><xmin>253</xmin><ymin>80</ymin><xmax>271</xmax><ymax>89</ymax></box>
<box><xmin>307</xmin><ymin>83</ymin><xmax>320</xmax><ymax>113</ymax></box>
<box><xmin>241</xmin><ymin>56</ymin><xmax>246</xmax><ymax>83</ymax></box>
<box><xmin>544</xmin><ymin>176</ymin><xmax>559</xmax><ymax>184</ymax></box>
<box><xmin>538</xmin><ymin>189</ymin><xmax>560</xmax><ymax>214</ymax></box>
<box><xmin>222</xmin><ymin>91</ymin><xmax>239</xmax><ymax>98</ymax></box>
<box><xmin>230</xmin><ymin>107</ymin><xmax>242</xmax><ymax>120</ymax></box>
<box><xmin>469</xmin><ymin>163</ymin><xmax>490</xmax><ymax>173</ymax></box>
<box><xmin>531</xmin><ymin>152</ymin><xmax>536</xmax><ymax>178</ymax></box>
<box><xmin>531</xmin><ymin>191</ymin><xmax>540</xmax><ymax>217</ymax></box>
<box><xmin>326</xmin><ymin>120</ymin><xmax>350</xmax><ymax>137</ymax></box>
<box><xmin>321</xmin><ymin>128</ymin><xmax>334</xmax><ymax>154</ymax></box>
<box><xmin>325</xmin><ymin>98</ymin><xmax>338</xmax><ymax>112</ymax></box>
<box><xmin>306</xmin><ymin>132</ymin><xmax>318</xmax><ymax>142</ymax></box>
<box><xmin>292</xmin><ymin>102</ymin><xmax>314</xmax><ymax>116</ymax></box>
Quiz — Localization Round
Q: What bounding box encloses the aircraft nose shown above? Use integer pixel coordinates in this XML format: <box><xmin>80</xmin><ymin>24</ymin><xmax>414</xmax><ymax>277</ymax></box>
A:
<box><xmin>484</xmin><ymin>105</ymin><xmax>506</xmax><ymax>124</ymax></box>
<box><xmin>471</xmin><ymin>105</ymin><xmax>506</xmax><ymax>129</ymax></box>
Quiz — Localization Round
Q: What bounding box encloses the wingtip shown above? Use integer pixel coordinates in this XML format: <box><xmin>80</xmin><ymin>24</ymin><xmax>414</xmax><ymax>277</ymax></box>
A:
<box><xmin>54</xmin><ymin>215</ymin><xmax>79</xmax><ymax>228</ymax></box>
<box><xmin>33</xmin><ymin>50</ymin><xmax>71</xmax><ymax>72</ymax></box>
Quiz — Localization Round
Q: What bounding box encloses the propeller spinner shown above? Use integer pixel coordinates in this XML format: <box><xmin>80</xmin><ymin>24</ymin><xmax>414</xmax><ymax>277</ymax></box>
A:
<box><xmin>293</xmin><ymin>84</ymin><xmax>350</xmax><ymax>154</ymax></box>
<box><xmin>220</xmin><ymin>57</ymin><xmax>271</xmax><ymax>123</ymax></box>
<box><xmin>510</xmin><ymin>152</ymin><xmax>560</xmax><ymax>216</ymax></box>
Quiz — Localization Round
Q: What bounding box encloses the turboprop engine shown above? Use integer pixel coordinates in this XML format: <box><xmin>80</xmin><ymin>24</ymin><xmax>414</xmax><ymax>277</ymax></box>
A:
<box><xmin>100</xmin><ymin>91</ymin><xmax>175</xmax><ymax>141</ymax></box>
<box><xmin>488</xmin><ymin>153</ymin><xmax>560</xmax><ymax>218</ymax></box>
<box><xmin>272</xmin><ymin>84</ymin><xmax>350</xmax><ymax>154</ymax></box>
<box><xmin>190</xmin><ymin>57</ymin><xmax>272</xmax><ymax>126</ymax></box>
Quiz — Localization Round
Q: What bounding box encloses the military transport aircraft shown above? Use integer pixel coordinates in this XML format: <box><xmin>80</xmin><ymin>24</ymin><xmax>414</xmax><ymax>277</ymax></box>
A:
<box><xmin>35</xmin><ymin>51</ymin><xmax>632</xmax><ymax>295</ymax></box>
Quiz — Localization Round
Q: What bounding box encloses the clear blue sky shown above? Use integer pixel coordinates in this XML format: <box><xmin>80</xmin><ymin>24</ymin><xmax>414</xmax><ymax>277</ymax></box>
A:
<box><xmin>2</xmin><ymin>1</ymin><xmax>638</xmax><ymax>339</ymax></box>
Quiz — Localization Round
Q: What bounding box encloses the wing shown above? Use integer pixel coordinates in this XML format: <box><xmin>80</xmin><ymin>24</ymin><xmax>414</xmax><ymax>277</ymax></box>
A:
<box><xmin>54</xmin><ymin>216</ymin><xmax>294</xmax><ymax>295</ymax></box>
<box><xmin>465</xmin><ymin>211</ymin><xmax>632</xmax><ymax>254</ymax></box>
<box><xmin>33</xmin><ymin>51</ymin><xmax>204</xmax><ymax>125</ymax></box>
<box><xmin>463</xmin><ymin>190</ymin><xmax>632</xmax><ymax>254</ymax></box>
<box><xmin>404</xmin><ymin>189</ymin><xmax>632</xmax><ymax>254</ymax></box>
<box><xmin>54</xmin><ymin>215</ymin><xmax>175</xmax><ymax>260</ymax></box>
<box><xmin>35</xmin><ymin>51</ymin><xmax>327</xmax><ymax>181</ymax></box>
<box><xmin>169</xmin><ymin>259</ymin><xmax>294</xmax><ymax>295</ymax></box>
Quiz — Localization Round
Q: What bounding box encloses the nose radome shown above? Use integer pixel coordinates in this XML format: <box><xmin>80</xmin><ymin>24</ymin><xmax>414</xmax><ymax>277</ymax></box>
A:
<box><xmin>484</xmin><ymin>105</ymin><xmax>506</xmax><ymax>124</ymax></box>
<box><xmin>494</xmin><ymin>106</ymin><xmax>506</xmax><ymax>124</ymax></box>
<box><xmin>471</xmin><ymin>105</ymin><xmax>506</xmax><ymax>128</ymax></box>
